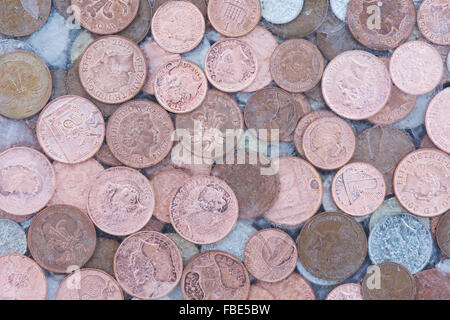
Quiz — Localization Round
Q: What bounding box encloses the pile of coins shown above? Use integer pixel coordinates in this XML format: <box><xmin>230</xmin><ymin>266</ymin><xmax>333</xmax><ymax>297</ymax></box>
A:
<box><xmin>0</xmin><ymin>0</ymin><xmax>449</xmax><ymax>300</ymax></box>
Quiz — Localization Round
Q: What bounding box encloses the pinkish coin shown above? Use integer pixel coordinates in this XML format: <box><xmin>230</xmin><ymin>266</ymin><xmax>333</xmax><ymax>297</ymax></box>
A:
<box><xmin>425</xmin><ymin>88</ymin><xmax>450</xmax><ymax>153</ymax></box>
<box><xmin>248</xmin><ymin>285</ymin><xmax>274</xmax><ymax>300</ymax></box>
<box><xmin>326</xmin><ymin>283</ymin><xmax>363</xmax><ymax>300</ymax></box>
<box><xmin>414</xmin><ymin>268</ymin><xmax>450</xmax><ymax>300</ymax></box>
<box><xmin>256</xmin><ymin>273</ymin><xmax>316</xmax><ymax>300</ymax></box>
<box><xmin>417</xmin><ymin>0</ymin><xmax>450</xmax><ymax>46</ymax></box>
<box><xmin>0</xmin><ymin>210</ymin><xmax>33</xmax><ymax>223</ymax></box>
<box><xmin>95</xmin><ymin>143</ymin><xmax>123</xmax><ymax>167</ymax></box>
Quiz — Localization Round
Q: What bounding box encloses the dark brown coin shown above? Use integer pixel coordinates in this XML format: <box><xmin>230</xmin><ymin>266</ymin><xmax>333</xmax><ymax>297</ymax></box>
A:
<box><xmin>436</xmin><ymin>211</ymin><xmax>450</xmax><ymax>258</ymax></box>
<box><xmin>95</xmin><ymin>143</ymin><xmax>123</xmax><ymax>167</ymax></box>
<box><xmin>85</xmin><ymin>237</ymin><xmax>120</xmax><ymax>276</ymax></box>
<box><xmin>117</xmin><ymin>0</ymin><xmax>152</xmax><ymax>43</ymax></box>
<box><xmin>28</xmin><ymin>204</ymin><xmax>97</xmax><ymax>274</ymax></box>
<box><xmin>414</xmin><ymin>268</ymin><xmax>450</xmax><ymax>300</ymax></box>
<box><xmin>297</xmin><ymin>211</ymin><xmax>367</xmax><ymax>282</ymax></box>
<box><xmin>153</xmin><ymin>0</ymin><xmax>207</xmax><ymax>18</ymax></box>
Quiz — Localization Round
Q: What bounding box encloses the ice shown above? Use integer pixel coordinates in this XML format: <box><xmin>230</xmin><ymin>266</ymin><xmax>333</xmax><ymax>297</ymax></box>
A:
<box><xmin>165</xmin><ymin>233</ymin><xmax>199</xmax><ymax>266</ymax></box>
<box><xmin>0</xmin><ymin>39</ymin><xmax>36</xmax><ymax>55</ymax></box>
<box><xmin>159</xmin><ymin>285</ymin><xmax>183</xmax><ymax>300</ymax></box>
<box><xmin>0</xmin><ymin>116</ymin><xmax>40</xmax><ymax>153</ymax></box>
<box><xmin>235</xmin><ymin>92</ymin><xmax>253</xmax><ymax>106</ymax></box>
<box><xmin>308</xmin><ymin>98</ymin><xmax>326</xmax><ymax>110</ymax></box>
<box><xmin>182</xmin><ymin>36</ymin><xmax>210</xmax><ymax>70</ymax></box>
<box><xmin>205</xmin><ymin>29</ymin><xmax>221</xmax><ymax>43</ymax></box>
<box><xmin>46</xmin><ymin>272</ymin><xmax>66</xmax><ymax>300</ymax></box>
<box><xmin>70</xmin><ymin>30</ymin><xmax>94</xmax><ymax>63</ymax></box>
<box><xmin>321</xmin><ymin>172</ymin><xmax>339</xmax><ymax>212</ymax></box>
<box><xmin>296</xmin><ymin>259</ymin><xmax>340</xmax><ymax>286</ymax></box>
<box><xmin>436</xmin><ymin>259</ymin><xmax>450</xmax><ymax>274</ymax></box>
<box><xmin>272</xmin><ymin>142</ymin><xmax>297</xmax><ymax>158</ymax></box>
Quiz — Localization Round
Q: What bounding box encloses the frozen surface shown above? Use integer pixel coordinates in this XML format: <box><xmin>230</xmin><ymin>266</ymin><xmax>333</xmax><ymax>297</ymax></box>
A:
<box><xmin>0</xmin><ymin>116</ymin><xmax>40</xmax><ymax>153</ymax></box>
<box><xmin>46</xmin><ymin>272</ymin><xmax>66</xmax><ymax>300</ymax></box>
<box><xmin>165</xmin><ymin>233</ymin><xmax>199</xmax><ymax>266</ymax></box>
<box><xmin>182</xmin><ymin>36</ymin><xmax>210</xmax><ymax>70</ymax></box>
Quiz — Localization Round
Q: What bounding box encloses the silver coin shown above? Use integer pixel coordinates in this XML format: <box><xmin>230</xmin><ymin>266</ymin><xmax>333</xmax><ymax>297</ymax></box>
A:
<box><xmin>261</xmin><ymin>0</ymin><xmax>304</xmax><ymax>24</ymax></box>
<box><xmin>0</xmin><ymin>219</ymin><xmax>27</xmax><ymax>255</ymax></box>
<box><xmin>330</xmin><ymin>0</ymin><xmax>349</xmax><ymax>22</ymax></box>
<box><xmin>369</xmin><ymin>214</ymin><xmax>433</xmax><ymax>274</ymax></box>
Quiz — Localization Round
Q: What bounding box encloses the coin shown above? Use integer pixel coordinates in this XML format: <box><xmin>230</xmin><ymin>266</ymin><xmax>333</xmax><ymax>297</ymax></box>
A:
<box><xmin>95</xmin><ymin>143</ymin><xmax>123</xmax><ymax>167</ymax></box>
<box><xmin>0</xmin><ymin>219</ymin><xmax>27</xmax><ymax>255</ymax></box>
<box><xmin>36</xmin><ymin>95</ymin><xmax>105</xmax><ymax>164</ymax></box>
<box><xmin>114</xmin><ymin>231</ymin><xmax>183</xmax><ymax>299</ymax></box>
<box><xmin>79</xmin><ymin>36</ymin><xmax>147</xmax><ymax>104</ymax></box>
<box><xmin>153</xmin><ymin>0</ymin><xmax>207</xmax><ymax>18</ymax></box>
<box><xmin>390</xmin><ymin>41</ymin><xmax>443</xmax><ymax>95</ymax></box>
<box><xmin>106</xmin><ymin>100</ymin><xmax>174</xmax><ymax>168</ymax></box>
<box><xmin>181</xmin><ymin>250</ymin><xmax>250</xmax><ymax>300</ymax></box>
<box><xmin>304</xmin><ymin>83</ymin><xmax>326</xmax><ymax>104</ymax></box>
<box><xmin>414</xmin><ymin>268</ymin><xmax>450</xmax><ymax>300</ymax></box>
<box><xmin>425</xmin><ymin>88</ymin><xmax>450</xmax><ymax>154</ymax></box>
<box><xmin>297</xmin><ymin>211</ymin><xmax>367</xmax><ymax>281</ymax></box>
<box><xmin>417</xmin><ymin>0</ymin><xmax>450</xmax><ymax>46</ymax></box>
<box><xmin>85</xmin><ymin>237</ymin><xmax>120</xmax><ymax>276</ymax></box>
<box><xmin>88</xmin><ymin>167</ymin><xmax>155</xmax><ymax>236</ymax></box>
<box><xmin>330</xmin><ymin>0</ymin><xmax>349</xmax><ymax>22</ymax></box>
<box><xmin>0</xmin><ymin>210</ymin><xmax>33</xmax><ymax>223</ymax></box>
<box><xmin>117</xmin><ymin>0</ymin><xmax>152</xmax><ymax>43</ymax></box>
<box><xmin>139</xmin><ymin>216</ymin><xmax>165</xmax><ymax>233</ymax></box>
<box><xmin>205</xmin><ymin>38</ymin><xmax>257</xmax><ymax>92</ymax></box>
<box><xmin>420</xmin><ymin>134</ymin><xmax>438</xmax><ymax>149</ymax></box>
<box><xmin>270</xmin><ymin>39</ymin><xmax>324</xmax><ymax>93</ymax></box>
<box><xmin>0</xmin><ymin>147</ymin><xmax>55</xmax><ymax>216</ymax></box>
<box><xmin>326</xmin><ymin>283</ymin><xmax>363</xmax><ymax>300</ymax></box>
<box><xmin>28</xmin><ymin>204</ymin><xmax>96</xmax><ymax>273</ymax></box>
<box><xmin>264</xmin><ymin>157</ymin><xmax>323</xmax><ymax>226</ymax></box>
<box><xmin>170</xmin><ymin>175</ymin><xmax>239</xmax><ymax>245</ymax></box>
<box><xmin>393</xmin><ymin>149</ymin><xmax>450</xmax><ymax>217</ymax></box>
<box><xmin>436</xmin><ymin>211</ymin><xmax>450</xmax><ymax>258</ymax></box>
<box><xmin>248</xmin><ymin>285</ymin><xmax>275</xmax><ymax>300</ymax></box>
<box><xmin>71</xmin><ymin>0</ymin><xmax>140</xmax><ymax>35</ymax></box>
<box><xmin>165</xmin><ymin>233</ymin><xmax>200</xmax><ymax>266</ymax></box>
<box><xmin>261</xmin><ymin>0</ymin><xmax>304</xmax><ymax>24</ymax></box>
<box><xmin>154</xmin><ymin>59</ymin><xmax>208</xmax><ymax>113</ymax></box>
<box><xmin>171</xmin><ymin>144</ymin><xmax>213</xmax><ymax>176</ymax></box>
<box><xmin>256</xmin><ymin>273</ymin><xmax>316</xmax><ymax>300</ymax></box>
<box><xmin>362</xmin><ymin>262</ymin><xmax>416</xmax><ymax>300</ymax></box>
<box><xmin>0</xmin><ymin>254</ymin><xmax>47</xmax><ymax>300</ymax></box>
<box><xmin>322</xmin><ymin>50</ymin><xmax>391</xmax><ymax>120</ymax></box>
<box><xmin>52</xmin><ymin>0</ymin><xmax>72</xmax><ymax>19</ymax></box>
<box><xmin>0</xmin><ymin>51</ymin><xmax>52</xmax><ymax>119</ymax></box>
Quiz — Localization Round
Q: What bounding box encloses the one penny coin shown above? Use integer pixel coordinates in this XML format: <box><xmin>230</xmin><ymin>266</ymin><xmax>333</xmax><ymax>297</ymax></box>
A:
<box><xmin>436</xmin><ymin>211</ymin><xmax>450</xmax><ymax>258</ymax></box>
<box><xmin>417</xmin><ymin>0</ymin><xmax>450</xmax><ymax>46</ymax></box>
<box><xmin>425</xmin><ymin>88</ymin><xmax>450</xmax><ymax>153</ymax></box>
<box><xmin>95</xmin><ymin>143</ymin><xmax>123</xmax><ymax>167</ymax></box>
<box><xmin>85</xmin><ymin>237</ymin><xmax>120</xmax><ymax>276</ymax></box>
<box><xmin>256</xmin><ymin>273</ymin><xmax>316</xmax><ymax>300</ymax></box>
<box><xmin>118</xmin><ymin>0</ymin><xmax>152</xmax><ymax>43</ymax></box>
<box><xmin>28</xmin><ymin>204</ymin><xmax>97</xmax><ymax>274</ymax></box>
<box><xmin>248</xmin><ymin>285</ymin><xmax>275</xmax><ymax>300</ymax></box>
<box><xmin>153</xmin><ymin>0</ymin><xmax>207</xmax><ymax>18</ymax></box>
<box><xmin>414</xmin><ymin>268</ymin><xmax>450</xmax><ymax>300</ymax></box>
<box><xmin>326</xmin><ymin>283</ymin><xmax>363</xmax><ymax>300</ymax></box>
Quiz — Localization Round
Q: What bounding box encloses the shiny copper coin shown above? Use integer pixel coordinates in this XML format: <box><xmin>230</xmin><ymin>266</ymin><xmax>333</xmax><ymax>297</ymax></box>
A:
<box><xmin>436</xmin><ymin>211</ymin><xmax>450</xmax><ymax>258</ymax></box>
<box><xmin>256</xmin><ymin>273</ymin><xmax>316</xmax><ymax>300</ymax></box>
<box><xmin>393</xmin><ymin>149</ymin><xmax>450</xmax><ymax>217</ymax></box>
<box><xmin>114</xmin><ymin>231</ymin><xmax>183</xmax><ymax>299</ymax></box>
<box><xmin>297</xmin><ymin>211</ymin><xmax>367</xmax><ymax>282</ymax></box>
<box><xmin>153</xmin><ymin>0</ymin><xmax>207</xmax><ymax>18</ymax></box>
<box><xmin>36</xmin><ymin>95</ymin><xmax>105</xmax><ymax>164</ymax></box>
<box><xmin>106</xmin><ymin>100</ymin><xmax>174</xmax><ymax>168</ymax></box>
<box><xmin>117</xmin><ymin>0</ymin><xmax>152</xmax><ymax>43</ymax></box>
<box><xmin>326</xmin><ymin>283</ymin><xmax>363</xmax><ymax>300</ymax></box>
<box><xmin>28</xmin><ymin>204</ymin><xmax>97</xmax><ymax>273</ymax></box>
<box><xmin>418</xmin><ymin>0</ymin><xmax>450</xmax><ymax>46</ymax></box>
<box><xmin>79</xmin><ymin>36</ymin><xmax>147</xmax><ymax>104</ymax></box>
<box><xmin>181</xmin><ymin>250</ymin><xmax>250</xmax><ymax>300</ymax></box>
<box><xmin>95</xmin><ymin>143</ymin><xmax>123</xmax><ymax>167</ymax></box>
<box><xmin>414</xmin><ymin>268</ymin><xmax>450</xmax><ymax>300</ymax></box>
<box><xmin>88</xmin><ymin>167</ymin><xmax>155</xmax><ymax>236</ymax></box>
<box><xmin>85</xmin><ymin>237</ymin><xmax>120</xmax><ymax>276</ymax></box>
<box><xmin>248</xmin><ymin>285</ymin><xmax>274</xmax><ymax>300</ymax></box>
<box><xmin>425</xmin><ymin>88</ymin><xmax>450</xmax><ymax>154</ymax></box>
<box><xmin>0</xmin><ymin>51</ymin><xmax>52</xmax><ymax>119</ymax></box>
<box><xmin>0</xmin><ymin>147</ymin><xmax>55</xmax><ymax>216</ymax></box>
<box><xmin>270</xmin><ymin>39</ymin><xmax>324</xmax><ymax>93</ymax></box>
<box><xmin>420</xmin><ymin>134</ymin><xmax>438</xmax><ymax>149</ymax></box>
<box><xmin>170</xmin><ymin>175</ymin><xmax>239</xmax><ymax>245</ymax></box>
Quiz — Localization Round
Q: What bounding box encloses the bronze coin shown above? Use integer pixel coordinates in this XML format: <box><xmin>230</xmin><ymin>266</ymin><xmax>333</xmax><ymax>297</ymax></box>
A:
<box><xmin>256</xmin><ymin>273</ymin><xmax>316</xmax><ymax>300</ymax></box>
<box><xmin>106</xmin><ymin>100</ymin><xmax>174</xmax><ymax>168</ymax></box>
<box><xmin>420</xmin><ymin>134</ymin><xmax>438</xmax><ymax>149</ymax></box>
<box><xmin>153</xmin><ymin>0</ymin><xmax>207</xmax><ymax>18</ymax></box>
<box><xmin>28</xmin><ymin>204</ymin><xmax>97</xmax><ymax>274</ymax></box>
<box><xmin>414</xmin><ymin>268</ymin><xmax>450</xmax><ymax>300</ymax></box>
<box><xmin>117</xmin><ymin>0</ymin><xmax>152</xmax><ymax>43</ymax></box>
<box><xmin>95</xmin><ymin>143</ymin><xmax>123</xmax><ymax>167</ymax></box>
<box><xmin>326</xmin><ymin>283</ymin><xmax>363</xmax><ymax>300</ymax></box>
<box><xmin>248</xmin><ymin>285</ymin><xmax>275</xmax><ymax>300</ymax></box>
<box><xmin>425</xmin><ymin>88</ymin><xmax>450</xmax><ymax>154</ymax></box>
<box><xmin>0</xmin><ymin>209</ymin><xmax>33</xmax><ymax>223</ymax></box>
<box><xmin>181</xmin><ymin>250</ymin><xmax>250</xmax><ymax>300</ymax></box>
<box><xmin>297</xmin><ymin>211</ymin><xmax>367</xmax><ymax>282</ymax></box>
<box><xmin>114</xmin><ymin>231</ymin><xmax>183</xmax><ymax>299</ymax></box>
<box><xmin>417</xmin><ymin>0</ymin><xmax>450</xmax><ymax>46</ymax></box>
<box><xmin>139</xmin><ymin>216</ymin><xmax>165</xmax><ymax>233</ymax></box>
<box><xmin>85</xmin><ymin>237</ymin><xmax>121</xmax><ymax>276</ymax></box>
<box><xmin>436</xmin><ymin>211</ymin><xmax>450</xmax><ymax>258</ymax></box>
<box><xmin>170</xmin><ymin>143</ymin><xmax>214</xmax><ymax>176</ymax></box>
<box><xmin>362</xmin><ymin>262</ymin><xmax>416</xmax><ymax>300</ymax></box>
<box><xmin>304</xmin><ymin>83</ymin><xmax>325</xmax><ymax>104</ymax></box>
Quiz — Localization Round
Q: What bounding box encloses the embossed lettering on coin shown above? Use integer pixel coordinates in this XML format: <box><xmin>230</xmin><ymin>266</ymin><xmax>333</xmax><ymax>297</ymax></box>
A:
<box><xmin>417</xmin><ymin>0</ymin><xmax>450</xmax><ymax>46</ymax></box>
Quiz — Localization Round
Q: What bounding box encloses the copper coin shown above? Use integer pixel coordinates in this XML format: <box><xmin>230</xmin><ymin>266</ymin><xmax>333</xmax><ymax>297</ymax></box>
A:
<box><xmin>304</xmin><ymin>83</ymin><xmax>325</xmax><ymax>104</ymax></box>
<box><xmin>414</xmin><ymin>268</ymin><xmax>450</xmax><ymax>300</ymax></box>
<box><xmin>256</xmin><ymin>273</ymin><xmax>316</xmax><ymax>300</ymax></box>
<box><xmin>114</xmin><ymin>231</ymin><xmax>183</xmax><ymax>299</ymax></box>
<box><xmin>347</xmin><ymin>0</ymin><xmax>416</xmax><ymax>51</ymax></box>
<box><xmin>152</xmin><ymin>1</ymin><xmax>205</xmax><ymax>54</ymax></box>
<box><xmin>0</xmin><ymin>254</ymin><xmax>47</xmax><ymax>300</ymax></box>
<box><xmin>154</xmin><ymin>59</ymin><xmax>208</xmax><ymax>113</ymax></box>
<box><xmin>425</xmin><ymin>88</ymin><xmax>450</xmax><ymax>154</ymax></box>
<box><xmin>322</xmin><ymin>50</ymin><xmax>391</xmax><ymax>120</ymax></box>
<box><xmin>436</xmin><ymin>211</ymin><xmax>450</xmax><ymax>258</ymax></box>
<box><xmin>71</xmin><ymin>0</ymin><xmax>140</xmax><ymax>35</ymax></box>
<box><xmin>264</xmin><ymin>157</ymin><xmax>323</xmax><ymax>226</ymax></box>
<box><xmin>139</xmin><ymin>216</ymin><xmax>165</xmax><ymax>233</ymax></box>
<box><xmin>56</xmin><ymin>268</ymin><xmax>124</xmax><ymax>300</ymax></box>
<box><xmin>297</xmin><ymin>211</ymin><xmax>367</xmax><ymax>282</ymax></box>
<box><xmin>430</xmin><ymin>216</ymin><xmax>440</xmax><ymax>239</ymax></box>
<box><xmin>181</xmin><ymin>250</ymin><xmax>250</xmax><ymax>300</ymax></box>
<box><xmin>153</xmin><ymin>0</ymin><xmax>207</xmax><ymax>18</ymax></box>
<box><xmin>302</xmin><ymin>116</ymin><xmax>356</xmax><ymax>170</ymax></box>
<box><xmin>362</xmin><ymin>262</ymin><xmax>416</xmax><ymax>300</ymax></box>
<box><xmin>390</xmin><ymin>41</ymin><xmax>443</xmax><ymax>95</ymax></box>
<box><xmin>0</xmin><ymin>51</ymin><xmax>52</xmax><ymax>119</ymax></box>
<box><xmin>207</xmin><ymin>0</ymin><xmax>261</xmax><ymax>37</ymax></box>
<box><xmin>95</xmin><ymin>143</ymin><xmax>123</xmax><ymax>167</ymax></box>
<box><xmin>244</xmin><ymin>228</ymin><xmax>297</xmax><ymax>282</ymax></box>
<box><xmin>79</xmin><ymin>36</ymin><xmax>147</xmax><ymax>104</ymax></box>
<box><xmin>85</xmin><ymin>237</ymin><xmax>120</xmax><ymax>276</ymax></box>
<box><xmin>248</xmin><ymin>285</ymin><xmax>275</xmax><ymax>300</ymax></box>
<box><xmin>28</xmin><ymin>204</ymin><xmax>96</xmax><ymax>274</ymax></box>
<box><xmin>88</xmin><ymin>167</ymin><xmax>155</xmax><ymax>236</ymax></box>
<box><xmin>106</xmin><ymin>100</ymin><xmax>174</xmax><ymax>168</ymax></box>
<box><xmin>0</xmin><ymin>147</ymin><xmax>55</xmax><ymax>216</ymax></box>
<box><xmin>117</xmin><ymin>0</ymin><xmax>152</xmax><ymax>43</ymax></box>
<box><xmin>291</xmin><ymin>93</ymin><xmax>313</xmax><ymax>117</ymax></box>
<box><xmin>170</xmin><ymin>143</ymin><xmax>214</xmax><ymax>176</ymax></box>
<box><xmin>420</xmin><ymin>134</ymin><xmax>438</xmax><ymax>149</ymax></box>
<box><xmin>352</xmin><ymin>126</ymin><xmax>416</xmax><ymax>195</ymax></box>
<box><xmin>270</xmin><ymin>39</ymin><xmax>324</xmax><ymax>93</ymax></box>
<box><xmin>0</xmin><ymin>0</ymin><xmax>51</xmax><ymax>37</ymax></box>
<box><xmin>418</xmin><ymin>0</ymin><xmax>450</xmax><ymax>46</ymax></box>
<box><xmin>175</xmin><ymin>89</ymin><xmax>244</xmax><ymax>158</ymax></box>
<box><xmin>326</xmin><ymin>283</ymin><xmax>363</xmax><ymax>300</ymax></box>
<box><xmin>204</xmin><ymin>38</ymin><xmax>258</xmax><ymax>93</ymax></box>
<box><xmin>169</xmin><ymin>175</ymin><xmax>239</xmax><ymax>245</ymax></box>
<box><xmin>36</xmin><ymin>95</ymin><xmax>105</xmax><ymax>164</ymax></box>
<box><xmin>393</xmin><ymin>149</ymin><xmax>450</xmax><ymax>217</ymax></box>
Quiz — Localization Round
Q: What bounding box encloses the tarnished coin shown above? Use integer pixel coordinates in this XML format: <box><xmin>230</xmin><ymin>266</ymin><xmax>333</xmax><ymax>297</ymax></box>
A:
<box><xmin>0</xmin><ymin>254</ymin><xmax>47</xmax><ymax>300</ymax></box>
<box><xmin>425</xmin><ymin>88</ymin><xmax>450</xmax><ymax>154</ymax></box>
<box><xmin>114</xmin><ymin>231</ymin><xmax>183</xmax><ymax>299</ymax></box>
<box><xmin>139</xmin><ymin>216</ymin><xmax>165</xmax><ymax>233</ymax></box>
<box><xmin>28</xmin><ymin>205</ymin><xmax>97</xmax><ymax>273</ymax></box>
<box><xmin>205</xmin><ymin>38</ymin><xmax>258</xmax><ymax>93</ymax></box>
<box><xmin>56</xmin><ymin>268</ymin><xmax>124</xmax><ymax>300</ymax></box>
<box><xmin>297</xmin><ymin>211</ymin><xmax>367</xmax><ymax>282</ymax></box>
<box><xmin>153</xmin><ymin>0</ymin><xmax>207</xmax><ymax>18</ymax></box>
<box><xmin>79</xmin><ymin>36</ymin><xmax>147</xmax><ymax>104</ymax></box>
<box><xmin>362</xmin><ymin>262</ymin><xmax>416</xmax><ymax>300</ymax></box>
<box><xmin>36</xmin><ymin>95</ymin><xmax>105</xmax><ymax>164</ymax></box>
<box><xmin>330</xmin><ymin>0</ymin><xmax>349</xmax><ymax>22</ymax></box>
<box><xmin>0</xmin><ymin>51</ymin><xmax>52</xmax><ymax>119</ymax></box>
<box><xmin>326</xmin><ymin>283</ymin><xmax>363</xmax><ymax>300</ymax></box>
<box><xmin>322</xmin><ymin>50</ymin><xmax>391</xmax><ymax>120</ymax></box>
<box><xmin>256</xmin><ymin>273</ymin><xmax>316</xmax><ymax>300</ymax></box>
<box><xmin>418</xmin><ymin>0</ymin><xmax>450</xmax><ymax>46</ymax></box>
<box><xmin>71</xmin><ymin>0</ymin><xmax>140</xmax><ymax>35</ymax></box>
<box><xmin>181</xmin><ymin>250</ymin><xmax>250</xmax><ymax>300</ymax></box>
<box><xmin>88</xmin><ymin>167</ymin><xmax>155</xmax><ymax>236</ymax></box>
<box><xmin>85</xmin><ymin>237</ymin><xmax>120</xmax><ymax>276</ymax></box>
<box><xmin>270</xmin><ymin>39</ymin><xmax>324</xmax><ymax>93</ymax></box>
<box><xmin>248</xmin><ymin>285</ymin><xmax>275</xmax><ymax>300</ymax></box>
<box><xmin>154</xmin><ymin>59</ymin><xmax>208</xmax><ymax>113</ymax></box>
<box><xmin>414</xmin><ymin>268</ymin><xmax>450</xmax><ymax>300</ymax></box>
<box><xmin>0</xmin><ymin>147</ymin><xmax>55</xmax><ymax>216</ymax></box>
<box><xmin>118</xmin><ymin>0</ymin><xmax>152</xmax><ymax>43</ymax></box>
<box><xmin>436</xmin><ymin>211</ymin><xmax>450</xmax><ymax>258</ymax></box>
<box><xmin>106</xmin><ymin>100</ymin><xmax>174</xmax><ymax>168</ymax></box>
<box><xmin>95</xmin><ymin>143</ymin><xmax>123</xmax><ymax>167</ymax></box>
<box><xmin>0</xmin><ymin>219</ymin><xmax>27</xmax><ymax>255</ymax></box>
<box><xmin>0</xmin><ymin>0</ymin><xmax>51</xmax><ymax>37</ymax></box>
<box><xmin>264</xmin><ymin>157</ymin><xmax>323</xmax><ymax>226</ymax></box>
<box><xmin>170</xmin><ymin>175</ymin><xmax>239</xmax><ymax>245</ymax></box>
<box><xmin>393</xmin><ymin>149</ymin><xmax>450</xmax><ymax>217</ymax></box>
<box><xmin>261</xmin><ymin>0</ymin><xmax>304</xmax><ymax>24</ymax></box>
